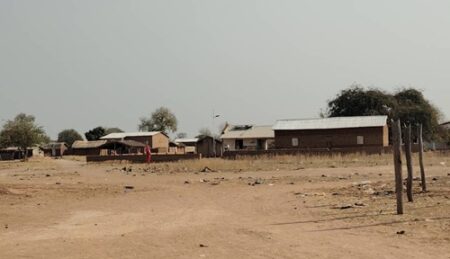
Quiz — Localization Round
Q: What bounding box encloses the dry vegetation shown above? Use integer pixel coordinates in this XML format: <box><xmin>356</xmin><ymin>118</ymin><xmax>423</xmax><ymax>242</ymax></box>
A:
<box><xmin>0</xmin><ymin>153</ymin><xmax>449</xmax><ymax>258</ymax></box>
<box><xmin>89</xmin><ymin>152</ymin><xmax>450</xmax><ymax>173</ymax></box>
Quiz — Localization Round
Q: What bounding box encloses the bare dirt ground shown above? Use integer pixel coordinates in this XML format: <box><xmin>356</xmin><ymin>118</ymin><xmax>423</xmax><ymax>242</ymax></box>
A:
<box><xmin>0</xmin><ymin>156</ymin><xmax>449</xmax><ymax>259</ymax></box>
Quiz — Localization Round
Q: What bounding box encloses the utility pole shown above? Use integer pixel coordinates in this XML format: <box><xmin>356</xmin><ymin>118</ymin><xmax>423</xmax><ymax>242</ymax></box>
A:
<box><xmin>212</xmin><ymin>111</ymin><xmax>220</xmax><ymax>157</ymax></box>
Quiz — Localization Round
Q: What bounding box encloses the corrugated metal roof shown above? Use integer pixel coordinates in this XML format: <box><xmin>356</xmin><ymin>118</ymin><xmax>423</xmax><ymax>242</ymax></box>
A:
<box><xmin>273</xmin><ymin>116</ymin><xmax>388</xmax><ymax>130</ymax></box>
<box><xmin>221</xmin><ymin>125</ymin><xmax>274</xmax><ymax>139</ymax></box>
<box><xmin>99</xmin><ymin>140</ymin><xmax>146</xmax><ymax>149</ymax></box>
<box><xmin>174</xmin><ymin>138</ymin><xmax>199</xmax><ymax>143</ymax></box>
<box><xmin>100</xmin><ymin>132</ymin><xmax>161</xmax><ymax>140</ymax></box>
<box><xmin>72</xmin><ymin>140</ymin><xmax>107</xmax><ymax>149</ymax></box>
<box><xmin>40</xmin><ymin>142</ymin><xmax>67</xmax><ymax>150</ymax></box>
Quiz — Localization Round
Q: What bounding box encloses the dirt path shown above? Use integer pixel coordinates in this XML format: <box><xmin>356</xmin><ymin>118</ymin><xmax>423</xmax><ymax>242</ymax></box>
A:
<box><xmin>0</xmin><ymin>159</ymin><xmax>449</xmax><ymax>258</ymax></box>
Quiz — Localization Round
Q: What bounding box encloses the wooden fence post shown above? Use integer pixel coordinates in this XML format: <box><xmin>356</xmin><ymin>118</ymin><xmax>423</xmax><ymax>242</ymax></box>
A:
<box><xmin>405</xmin><ymin>124</ymin><xmax>413</xmax><ymax>202</ymax></box>
<box><xmin>418</xmin><ymin>124</ymin><xmax>427</xmax><ymax>192</ymax></box>
<box><xmin>392</xmin><ymin>120</ymin><xmax>404</xmax><ymax>214</ymax></box>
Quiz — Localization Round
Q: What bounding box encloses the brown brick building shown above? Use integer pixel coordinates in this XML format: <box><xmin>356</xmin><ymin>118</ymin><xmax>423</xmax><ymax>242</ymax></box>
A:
<box><xmin>101</xmin><ymin>132</ymin><xmax>169</xmax><ymax>153</ymax></box>
<box><xmin>273</xmin><ymin>116</ymin><xmax>389</xmax><ymax>149</ymax></box>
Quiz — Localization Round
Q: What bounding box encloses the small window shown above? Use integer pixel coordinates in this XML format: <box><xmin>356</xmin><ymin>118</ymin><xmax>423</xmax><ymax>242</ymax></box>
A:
<box><xmin>292</xmin><ymin>138</ymin><xmax>299</xmax><ymax>147</ymax></box>
<box><xmin>357</xmin><ymin>136</ymin><xmax>364</xmax><ymax>145</ymax></box>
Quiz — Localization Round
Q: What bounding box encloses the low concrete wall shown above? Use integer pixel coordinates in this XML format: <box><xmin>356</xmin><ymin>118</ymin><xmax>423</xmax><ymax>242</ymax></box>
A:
<box><xmin>223</xmin><ymin>146</ymin><xmax>393</xmax><ymax>159</ymax></box>
<box><xmin>86</xmin><ymin>154</ymin><xmax>200</xmax><ymax>163</ymax></box>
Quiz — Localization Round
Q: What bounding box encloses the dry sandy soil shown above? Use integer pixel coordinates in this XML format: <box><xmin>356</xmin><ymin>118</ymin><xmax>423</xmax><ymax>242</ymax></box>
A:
<box><xmin>0</xmin><ymin>156</ymin><xmax>449</xmax><ymax>259</ymax></box>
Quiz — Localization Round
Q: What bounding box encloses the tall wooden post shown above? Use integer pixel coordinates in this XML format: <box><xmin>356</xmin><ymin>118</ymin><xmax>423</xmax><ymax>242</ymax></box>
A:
<box><xmin>405</xmin><ymin>124</ymin><xmax>413</xmax><ymax>202</ymax></box>
<box><xmin>392</xmin><ymin>120</ymin><xmax>404</xmax><ymax>214</ymax></box>
<box><xmin>418</xmin><ymin>124</ymin><xmax>427</xmax><ymax>192</ymax></box>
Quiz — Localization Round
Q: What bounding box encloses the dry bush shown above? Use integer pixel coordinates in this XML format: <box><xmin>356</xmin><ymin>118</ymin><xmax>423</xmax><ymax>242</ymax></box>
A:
<box><xmin>105</xmin><ymin>152</ymin><xmax>450</xmax><ymax>173</ymax></box>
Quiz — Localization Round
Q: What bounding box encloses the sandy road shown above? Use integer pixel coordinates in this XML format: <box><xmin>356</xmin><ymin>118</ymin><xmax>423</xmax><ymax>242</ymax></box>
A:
<box><xmin>0</xmin><ymin>158</ymin><xmax>449</xmax><ymax>258</ymax></box>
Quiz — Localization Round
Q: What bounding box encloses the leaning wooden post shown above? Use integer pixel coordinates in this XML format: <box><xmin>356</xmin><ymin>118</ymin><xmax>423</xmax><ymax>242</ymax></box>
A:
<box><xmin>418</xmin><ymin>124</ymin><xmax>427</xmax><ymax>192</ymax></box>
<box><xmin>392</xmin><ymin>120</ymin><xmax>404</xmax><ymax>214</ymax></box>
<box><xmin>405</xmin><ymin>124</ymin><xmax>413</xmax><ymax>202</ymax></box>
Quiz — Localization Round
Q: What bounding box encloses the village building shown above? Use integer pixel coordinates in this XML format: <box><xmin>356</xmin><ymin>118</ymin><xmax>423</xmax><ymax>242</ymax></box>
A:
<box><xmin>440</xmin><ymin>121</ymin><xmax>450</xmax><ymax>130</ymax></box>
<box><xmin>174</xmin><ymin>138</ymin><xmax>198</xmax><ymax>154</ymax></box>
<box><xmin>0</xmin><ymin>147</ymin><xmax>34</xmax><ymax>161</ymax></box>
<box><xmin>175</xmin><ymin>136</ymin><xmax>222</xmax><ymax>157</ymax></box>
<box><xmin>98</xmin><ymin>140</ymin><xmax>146</xmax><ymax>155</ymax></box>
<box><xmin>273</xmin><ymin>115</ymin><xmax>389</xmax><ymax>149</ymax></box>
<box><xmin>71</xmin><ymin>140</ymin><xmax>107</xmax><ymax>156</ymax></box>
<box><xmin>40</xmin><ymin>142</ymin><xmax>68</xmax><ymax>157</ymax></box>
<box><xmin>220</xmin><ymin>125</ymin><xmax>274</xmax><ymax>151</ymax></box>
<box><xmin>100</xmin><ymin>132</ymin><xmax>169</xmax><ymax>153</ymax></box>
<box><xmin>169</xmin><ymin>141</ymin><xmax>185</xmax><ymax>154</ymax></box>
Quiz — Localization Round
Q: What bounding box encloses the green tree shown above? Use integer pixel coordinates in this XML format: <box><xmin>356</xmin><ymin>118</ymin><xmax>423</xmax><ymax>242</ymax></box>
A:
<box><xmin>84</xmin><ymin>127</ymin><xmax>106</xmax><ymax>141</ymax></box>
<box><xmin>105</xmin><ymin>127</ymin><xmax>124</xmax><ymax>135</ymax></box>
<box><xmin>57</xmin><ymin>129</ymin><xmax>83</xmax><ymax>146</ymax></box>
<box><xmin>176</xmin><ymin>132</ymin><xmax>187</xmax><ymax>139</ymax></box>
<box><xmin>394</xmin><ymin>88</ymin><xmax>442</xmax><ymax>140</ymax></box>
<box><xmin>0</xmin><ymin>113</ymin><xmax>49</xmax><ymax>160</ymax></box>
<box><xmin>197</xmin><ymin>127</ymin><xmax>212</xmax><ymax>137</ymax></box>
<box><xmin>138</xmin><ymin>107</ymin><xmax>178</xmax><ymax>134</ymax></box>
<box><xmin>327</xmin><ymin>85</ymin><xmax>396</xmax><ymax>117</ymax></box>
<box><xmin>325</xmin><ymin>86</ymin><xmax>442</xmax><ymax>140</ymax></box>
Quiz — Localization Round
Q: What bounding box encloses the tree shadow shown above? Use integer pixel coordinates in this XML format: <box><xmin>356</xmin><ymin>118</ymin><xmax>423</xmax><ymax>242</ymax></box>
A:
<box><xmin>309</xmin><ymin>216</ymin><xmax>450</xmax><ymax>232</ymax></box>
<box><xmin>271</xmin><ymin>211</ymin><xmax>395</xmax><ymax>226</ymax></box>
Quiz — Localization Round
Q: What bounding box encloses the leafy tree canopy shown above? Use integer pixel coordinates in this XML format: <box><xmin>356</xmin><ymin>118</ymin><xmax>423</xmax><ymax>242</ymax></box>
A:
<box><xmin>176</xmin><ymin>132</ymin><xmax>187</xmax><ymax>139</ymax></box>
<box><xmin>326</xmin><ymin>85</ymin><xmax>442</xmax><ymax>140</ymax></box>
<box><xmin>84</xmin><ymin>127</ymin><xmax>106</xmax><ymax>141</ymax></box>
<box><xmin>0</xmin><ymin>113</ymin><xmax>49</xmax><ymax>156</ymax></box>
<box><xmin>105</xmin><ymin>127</ymin><xmax>124</xmax><ymax>135</ymax></box>
<box><xmin>57</xmin><ymin>129</ymin><xmax>83</xmax><ymax>146</ymax></box>
<box><xmin>138</xmin><ymin>107</ymin><xmax>178</xmax><ymax>134</ymax></box>
<box><xmin>197</xmin><ymin>128</ymin><xmax>212</xmax><ymax>138</ymax></box>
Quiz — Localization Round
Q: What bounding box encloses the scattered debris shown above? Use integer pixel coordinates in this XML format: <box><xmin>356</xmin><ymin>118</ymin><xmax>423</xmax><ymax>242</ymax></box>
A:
<box><xmin>200</xmin><ymin>179</ymin><xmax>209</xmax><ymax>183</ymax></box>
<box><xmin>373</xmin><ymin>190</ymin><xmax>395</xmax><ymax>196</ymax></box>
<box><xmin>354</xmin><ymin>202</ymin><xmax>366</xmax><ymax>207</ymax></box>
<box><xmin>200</xmin><ymin>167</ymin><xmax>215</xmax><ymax>173</ymax></box>
<box><xmin>352</xmin><ymin>181</ymin><xmax>371</xmax><ymax>187</ymax></box>
<box><xmin>396</xmin><ymin>230</ymin><xmax>405</xmax><ymax>235</ymax></box>
<box><xmin>248</xmin><ymin>178</ymin><xmax>264</xmax><ymax>186</ymax></box>
<box><xmin>333</xmin><ymin>204</ymin><xmax>353</xmax><ymax>210</ymax></box>
<box><xmin>295</xmin><ymin>192</ymin><xmax>326</xmax><ymax>197</ymax></box>
<box><xmin>364</xmin><ymin>188</ymin><xmax>376</xmax><ymax>195</ymax></box>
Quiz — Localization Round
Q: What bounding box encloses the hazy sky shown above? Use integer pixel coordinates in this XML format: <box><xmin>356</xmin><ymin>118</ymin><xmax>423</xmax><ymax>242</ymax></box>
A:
<box><xmin>1</xmin><ymin>1</ymin><xmax>450</xmax><ymax>139</ymax></box>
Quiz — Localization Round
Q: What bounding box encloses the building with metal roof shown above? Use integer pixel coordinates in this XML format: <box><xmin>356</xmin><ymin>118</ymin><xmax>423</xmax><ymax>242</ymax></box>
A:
<box><xmin>220</xmin><ymin>125</ymin><xmax>274</xmax><ymax>151</ymax></box>
<box><xmin>174</xmin><ymin>136</ymin><xmax>222</xmax><ymax>157</ymax></box>
<box><xmin>71</xmin><ymin>140</ymin><xmax>108</xmax><ymax>156</ymax></box>
<box><xmin>100</xmin><ymin>131</ymin><xmax>163</xmax><ymax>140</ymax></box>
<box><xmin>273</xmin><ymin>116</ymin><xmax>388</xmax><ymax>131</ymax></box>
<box><xmin>100</xmin><ymin>131</ymin><xmax>169</xmax><ymax>153</ymax></box>
<box><xmin>273</xmin><ymin>116</ymin><xmax>389</xmax><ymax>149</ymax></box>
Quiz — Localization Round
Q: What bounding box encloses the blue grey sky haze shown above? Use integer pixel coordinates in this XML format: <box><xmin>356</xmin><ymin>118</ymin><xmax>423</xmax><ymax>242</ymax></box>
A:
<box><xmin>1</xmin><ymin>1</ymin><xmax>449</xmax><ymax>139</ymax></box>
